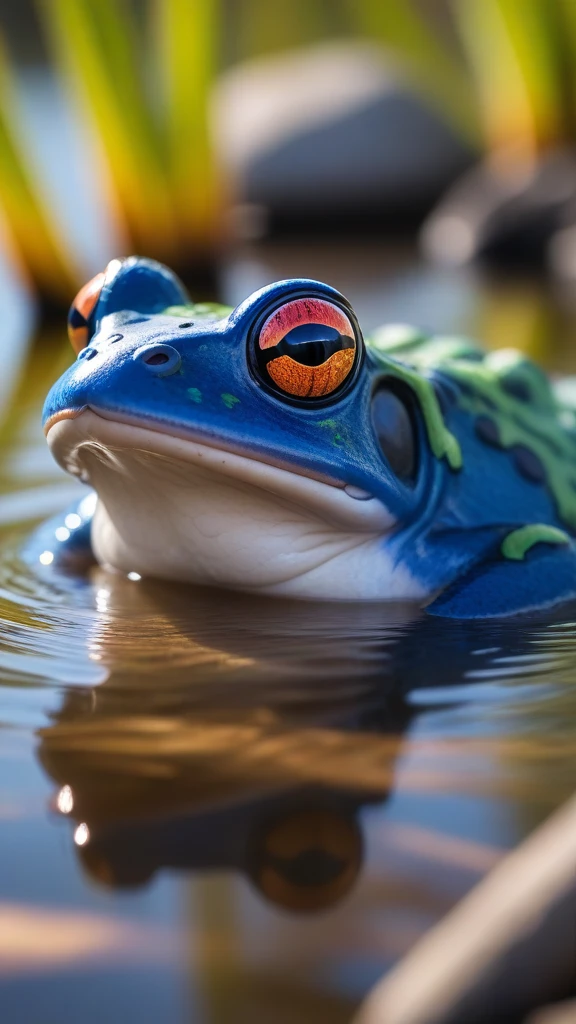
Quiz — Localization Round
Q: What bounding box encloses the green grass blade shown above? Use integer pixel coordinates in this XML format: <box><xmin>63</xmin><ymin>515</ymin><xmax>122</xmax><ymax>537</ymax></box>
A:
<box><xmin>153</xmin><ymin>0</ymin><xmax>223</xmax><ymax>255</ymax></box>
<box><xmin>0</xmin><ymin>36</ymin><xmax>77</xmax><ymax>300</ymax></box>
<box><xmin>453</xmin><ymin>0</ymin><xmax>566</xmax><ymax>158</ymax></box>
<box><xmin>39</xmin><ymin>0</ymin><xmax>178</xmax><ymax>258</ymax></box>
<box><xmin>347</xmin><ymin>0</ymin><xmax>479</xmax><ymax>144</ymax></box>
<box><xmin>232</xmin><ymin>0</ymin><xmax>334</xmax><ymax>63</ymax></box>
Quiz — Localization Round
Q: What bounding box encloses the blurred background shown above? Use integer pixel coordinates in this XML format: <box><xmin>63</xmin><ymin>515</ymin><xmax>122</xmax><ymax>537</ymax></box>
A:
<box><xmin>5</xmin><ymin>0</ymin><xmax>576</xmax><ymax>302</ymax></box>
<box><xmin>4</xmin><ymin>0</ymin><xmax>576</xmax><ymax>373</ymax></box>
<box><xmin>2</xmin><ymin>5</ymin><xmax>576</xmax><ymax>1024</ymax></box>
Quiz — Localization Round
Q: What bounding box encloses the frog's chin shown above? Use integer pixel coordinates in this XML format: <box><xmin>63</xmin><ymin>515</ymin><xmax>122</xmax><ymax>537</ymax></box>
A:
<box><xmin>45</xmin><ymin>409</ymin><xmax>425</xmax><ymax>600</ymax></box>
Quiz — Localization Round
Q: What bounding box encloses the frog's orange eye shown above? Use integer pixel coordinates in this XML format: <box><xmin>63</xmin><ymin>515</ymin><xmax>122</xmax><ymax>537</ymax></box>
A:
<box><xmin>256</xmin><ymin>298</ymin><xmax>357</xmax><ymax>399</ymax></box>
<box><xmin>67</xmin><ymin>271</ymin><xmax>106</xmax><ymax>353</ymax></box>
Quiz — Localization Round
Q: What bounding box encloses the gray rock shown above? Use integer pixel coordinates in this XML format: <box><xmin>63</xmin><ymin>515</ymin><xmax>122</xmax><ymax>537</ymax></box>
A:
<box><xmin>214</xmin><ymin>43</ymin><xmax>476</xmax><ymax>230</ymax></box>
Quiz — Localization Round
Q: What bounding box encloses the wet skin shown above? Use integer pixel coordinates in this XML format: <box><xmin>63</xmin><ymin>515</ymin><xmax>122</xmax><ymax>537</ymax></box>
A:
<box><xmin>38</xmin><ymin>256</ymin><xmax>576</xmax><ymax>618</ymax></box>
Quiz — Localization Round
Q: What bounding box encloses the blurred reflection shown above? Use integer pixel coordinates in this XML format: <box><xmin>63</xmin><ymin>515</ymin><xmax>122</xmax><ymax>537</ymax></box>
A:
<box><xmin>30</xmin><ymin>567</ymin><xmax>569</xmax><ymax>915</ymax></box>
<box><xmin>34</xmin><ymin>573</ymin><xmax>409</xmax><ymax>910</ymax></box>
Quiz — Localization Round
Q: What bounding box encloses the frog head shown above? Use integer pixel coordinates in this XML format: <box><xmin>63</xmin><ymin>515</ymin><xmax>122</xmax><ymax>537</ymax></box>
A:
<box><xmin>43</xmin><ymin>258</ymin><xmax>442</xmax><ymax>599</ymax></box>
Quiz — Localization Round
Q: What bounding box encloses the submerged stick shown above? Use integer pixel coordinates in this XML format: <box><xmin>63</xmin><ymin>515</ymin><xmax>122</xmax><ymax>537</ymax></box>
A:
<box><xmin>355</xmin><ymin>792</ymin><xmax>576</xmax><ymax>1024</ymax></box>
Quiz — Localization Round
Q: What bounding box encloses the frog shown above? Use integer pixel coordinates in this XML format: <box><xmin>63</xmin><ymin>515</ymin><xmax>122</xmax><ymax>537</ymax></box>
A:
<box><xmin>37</xmin><ymin>255</ymin><xmax>576</xmax><ymax>619</ymax></box>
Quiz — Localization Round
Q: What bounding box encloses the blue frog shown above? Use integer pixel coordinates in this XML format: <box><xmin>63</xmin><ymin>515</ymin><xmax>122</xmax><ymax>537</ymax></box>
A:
<box><xmin>37</xmin><ymin>256</ymin><xmax>576</xmax><ymax>618</ymax></box>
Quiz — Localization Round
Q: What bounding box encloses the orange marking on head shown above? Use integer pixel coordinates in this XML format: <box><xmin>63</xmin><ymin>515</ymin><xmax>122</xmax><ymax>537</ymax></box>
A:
<box><xmin>260</xmin><ymin>298</ymin><xmax>353</xmax><ymax>350</ymax></box>
<box><xmin>68</xmin><ymin>271</ymin><xmax>105</xmax><ymax>353</ymax></box>
<box><xmin>75</xmin><ymin>272</ymin><xmax>105</xmax><ymax>320</ymax></box>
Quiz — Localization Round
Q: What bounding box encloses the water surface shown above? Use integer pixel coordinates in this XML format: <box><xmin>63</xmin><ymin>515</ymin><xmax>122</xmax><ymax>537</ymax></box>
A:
<box><xmin>1</xmin><ymin>247</ymin><xmax>575</xmax><ymax>1024</ymax></box>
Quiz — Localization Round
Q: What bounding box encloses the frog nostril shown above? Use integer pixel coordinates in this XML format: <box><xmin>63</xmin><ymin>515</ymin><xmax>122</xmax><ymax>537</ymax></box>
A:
<box><xmin>133</xmin><ymin>343</ymin><xmax>181</xmax><ymax>376</ymax></box>
<box><xmin>145</xmin><ymin>352</ymin><xmax>169</xmax><ymax>365</ymax></box>
<box><xmin>78</xmin><ymin>347</ymin><xmax>97</xmax><ymax>361</ymax></box>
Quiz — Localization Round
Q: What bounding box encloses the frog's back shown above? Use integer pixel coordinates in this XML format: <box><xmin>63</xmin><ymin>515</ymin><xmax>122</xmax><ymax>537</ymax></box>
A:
<box><xmin>368</xmin><ymin>325</ymin><xmax>576</xmax><ymax>535</ymax></box>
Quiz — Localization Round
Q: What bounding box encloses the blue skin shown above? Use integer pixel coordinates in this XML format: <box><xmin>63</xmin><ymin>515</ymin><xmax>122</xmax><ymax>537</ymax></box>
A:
<box><xmin>37</xmin><ymin>257</ymin><xmax>576</xmax><ymax>618</ymax></box>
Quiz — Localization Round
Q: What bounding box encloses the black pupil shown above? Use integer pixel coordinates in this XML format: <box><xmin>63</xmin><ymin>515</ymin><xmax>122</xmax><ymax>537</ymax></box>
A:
<box><xmin>264</xmin><ymin>323</ymin><xmax>354</xmax><ymax>367</ymax></box>
<box><xmin>371</xmin><ymin>388</ymin><xmax>416</xmax><ymax>482</ymax></box>
<box><xmin>145</xmin><ymin>352</ymin><xmax>170</xmax><ymax>365</ymax></box>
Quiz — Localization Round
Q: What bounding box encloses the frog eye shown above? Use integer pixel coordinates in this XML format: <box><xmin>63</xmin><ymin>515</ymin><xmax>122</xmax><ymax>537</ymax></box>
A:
<box><xmin>67</xmin><ymin>271</ymin><xmax>106</xmax><ymax>353</ymax></box>
<box><xmin>256</xmin><ymin>297</ymin><xmax>358</xmax><ymax>399</ymax></box>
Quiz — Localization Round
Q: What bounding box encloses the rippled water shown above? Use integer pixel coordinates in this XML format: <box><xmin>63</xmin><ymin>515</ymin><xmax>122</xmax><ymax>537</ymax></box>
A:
<box><xmin>2</xmin><ymin>249</ymin><xmax>576</xmax><ymax>1023</ymax></box>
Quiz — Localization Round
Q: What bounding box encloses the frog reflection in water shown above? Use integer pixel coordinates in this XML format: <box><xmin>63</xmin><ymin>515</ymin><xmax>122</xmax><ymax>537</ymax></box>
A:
<box><xmin>40</xmin><ymin>256</ymin><xmax>576</xmax><ymax>618</ymax></box>
<box><xmin>36</xmin><ymin>573</ymin><xmax>560</xmax><ymax>912</ymax></box>
<box><xmin>36</xmin><ymin>574</ymin><xmax>526</xmax><ymax>912</ymax></box>
<box><xmin>37</xmin><ymin>580</ymin><xmax>415</xmax><ymax>911</ymax></box>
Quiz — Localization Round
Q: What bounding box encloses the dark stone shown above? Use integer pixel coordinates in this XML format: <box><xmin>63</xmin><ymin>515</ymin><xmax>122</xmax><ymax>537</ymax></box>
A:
<box><xmin>216</xmin><ymin>44</ymin><xmax>475</xmax><ymax>233</ymax></box>
<box><xmin>422</xmin><ymin>149</ymin><xmax>576</xmax><ymax>268</ymax></box>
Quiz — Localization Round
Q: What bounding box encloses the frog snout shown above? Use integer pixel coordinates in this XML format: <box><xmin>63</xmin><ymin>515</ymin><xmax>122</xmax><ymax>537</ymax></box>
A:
<box><xmin>132</xmin><ymin>343</ymin><xmax>182</xmax><ymax>377</ymax></box>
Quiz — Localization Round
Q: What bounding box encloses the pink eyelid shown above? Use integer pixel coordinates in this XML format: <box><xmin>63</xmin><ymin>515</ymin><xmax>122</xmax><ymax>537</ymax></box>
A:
<box><xmin>259</xmin><ymin>298</ymin><xmax>354</xmax><ymax>350</ymax></box>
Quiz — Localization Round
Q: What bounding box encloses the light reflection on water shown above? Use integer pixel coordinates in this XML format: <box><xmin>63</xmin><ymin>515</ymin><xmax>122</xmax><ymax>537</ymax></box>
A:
<box><xmin>1</xmin><ymin>251</ymin><xmax>576</xmax><ymax>1023</ymax></box>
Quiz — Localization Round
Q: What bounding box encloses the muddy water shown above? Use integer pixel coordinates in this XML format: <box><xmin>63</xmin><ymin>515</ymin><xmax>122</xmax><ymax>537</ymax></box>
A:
<box><xmin>1</xmin><ymin>247</ymin><xmax>576</xmax><ymax>1024</ymax></box>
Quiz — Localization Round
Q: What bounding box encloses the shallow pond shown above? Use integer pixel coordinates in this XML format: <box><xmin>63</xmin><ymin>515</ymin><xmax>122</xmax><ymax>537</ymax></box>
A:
<box><xmin>1</xmin><ymin>243</ymin><xmax>576</xmax><ymax>1023</ymax></box>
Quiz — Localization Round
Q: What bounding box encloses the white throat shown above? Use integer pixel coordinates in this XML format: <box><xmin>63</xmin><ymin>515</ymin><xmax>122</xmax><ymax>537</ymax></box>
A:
<box><xmin>47</xmin><ymin>413</ymin><xmax>426</xmax><ymax>601</ymax></box>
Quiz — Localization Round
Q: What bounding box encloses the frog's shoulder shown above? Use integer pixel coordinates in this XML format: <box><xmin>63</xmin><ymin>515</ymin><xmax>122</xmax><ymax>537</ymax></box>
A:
<box><xmin>367</xmin><ymin>323</ymin><xmax>576</xmax><ymax>435</ymax></box>
<box><xmin>366</xmin><ymin>324</ymin><xmax>484</xmax><ymax>371</ymax></box>
<box><xmin>366</xmin><ymin>324</ymin><xmax>559</xmax><ymax>414</ymax></box>
<box><xmin>363</xmin><ymin>325</ymin><xmax>489</xmax><ymax>471</ymax></box>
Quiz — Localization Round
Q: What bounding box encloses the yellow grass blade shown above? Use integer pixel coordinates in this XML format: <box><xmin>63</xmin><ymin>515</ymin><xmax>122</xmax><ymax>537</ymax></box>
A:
<box><xmin>153</xmin><ymin>0</ymin><xmax>223</xmax><ymax>256</ymax></box>
<box><xmin>39</xmin><ymin>0</ymin><xmax>178</xmax><ymax>258</ymax></box>
<box><xmin>0</xmin><ymin>36</ymin><xmax>77</xmax><ymax>301</ymax></box>
<box><xmin>453</xmin><ymin>0</ymin><xmax>566</xmax><ymax>162</ymax></box>
<box><xmin>348</xmin><ymin>0</ymin><xmax>479</xmax><ymax>144</ymax></box>
<box><xmin>556</xmin><ymin>0</ymin><xmax>576</xmax><ymax>126</ymax></box>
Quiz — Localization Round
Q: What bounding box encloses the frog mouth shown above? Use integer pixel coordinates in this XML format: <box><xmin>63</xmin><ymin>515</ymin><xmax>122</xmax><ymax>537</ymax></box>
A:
<box><xmin>45</xmin><ymin>408</ymin><xmax>396</xmax><ymax>533</ymax></box>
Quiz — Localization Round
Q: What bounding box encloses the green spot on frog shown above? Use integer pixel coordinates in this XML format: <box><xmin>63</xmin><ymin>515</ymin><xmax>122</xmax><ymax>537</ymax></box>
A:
<box><xmin>502</xmin><ymin>524</ymin><xmax>570</xmax><ymax>561</ymax></box>
<box><xmin>318</xmin><ymin>419</ymin><xmax>347</xmax><ymax>448</ymax></box>
<box><xmin>221</xmin><ymin>393</ymin><xmax>240</xmax><ymax>409</ymax></box>
<box><xmin>187</xmin><ymin>387</ymin><xmax>202</xmax><ymax>404</ymax></box>
<box><xmin>164</xmin><ymin>301</ymin><xmax>232</xmax><ymax>321</ymax></box>
<box><xmin>368</xmin><ymin>336</ymin><xmax>463</xmax><ymax>471</ymax></box>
